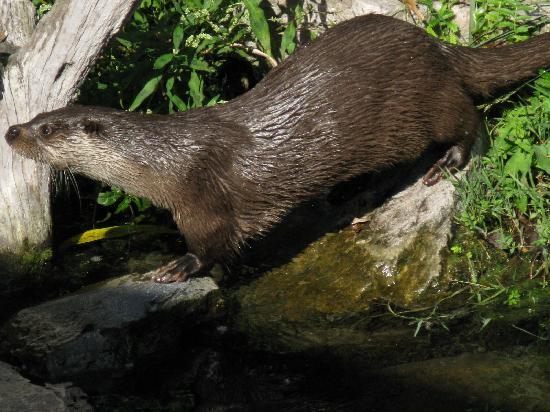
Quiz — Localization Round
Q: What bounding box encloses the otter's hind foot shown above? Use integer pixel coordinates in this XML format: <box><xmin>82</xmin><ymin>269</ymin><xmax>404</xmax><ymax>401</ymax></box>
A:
<box><xmin>423</xmin><ymin>144</ymin><xmax>469</xmax><ymax>186</ymax></box>
<box><xmin>150</xmin><ymin>253</ymin><xmax>203</xmax><ymax>283</ymax></box>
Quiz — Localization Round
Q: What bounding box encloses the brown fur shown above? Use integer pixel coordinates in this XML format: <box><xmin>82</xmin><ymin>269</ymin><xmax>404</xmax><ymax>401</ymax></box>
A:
<box><xmin>6</xmin><ymin>14</ymin><xmax>550</xmax><ymax>281</ymax></box>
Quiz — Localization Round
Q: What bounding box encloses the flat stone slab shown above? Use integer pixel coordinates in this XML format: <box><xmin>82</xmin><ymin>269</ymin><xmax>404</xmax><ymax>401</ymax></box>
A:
<box><xmin>1</xmin><ymin>275</ymin><xmax>219</xmax><ymax>384</ymax></box>
<box><xmin>0</xmin><ymin>361</ymin><xmax>91</xmax><ymax>412</ymax></box>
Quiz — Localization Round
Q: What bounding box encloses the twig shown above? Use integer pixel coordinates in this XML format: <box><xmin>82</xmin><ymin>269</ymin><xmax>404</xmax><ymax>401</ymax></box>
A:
<box><xmin>512</xmin><ymin>324</ymin><xmax>549</xmax><ymax>341</ymax></box>
<box><xmin>230</xmin><ymin>43</ymin><xmax>278</xmax><ymax>68</ymax></box>
<box><xmin>403</xmin><ymin>0</ymin><xmax>425</xmax><ymax>23</ymax></box>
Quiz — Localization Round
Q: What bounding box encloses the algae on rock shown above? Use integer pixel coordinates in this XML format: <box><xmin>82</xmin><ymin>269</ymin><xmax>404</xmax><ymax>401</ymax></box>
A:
<box><xmin>234</xmin><ymin>176</ymin><xmax>458</xmax><ymax>354</ymax></box>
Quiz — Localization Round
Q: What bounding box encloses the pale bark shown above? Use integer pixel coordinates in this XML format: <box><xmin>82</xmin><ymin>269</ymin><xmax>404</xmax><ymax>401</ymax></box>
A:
<box><xmin>0</xmin><ymin>0</ymin><xmax>139</xmax><ymax>264</ymax></box>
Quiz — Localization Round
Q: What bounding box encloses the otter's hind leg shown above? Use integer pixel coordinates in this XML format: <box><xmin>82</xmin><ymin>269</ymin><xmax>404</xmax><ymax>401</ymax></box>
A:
<box><xmin>422</xmin><ymin>142</ymin><xmax>474</xmax><ymax>186</ymax></box>
<box><xmin>422</xmin><ymin>100</ymin><xmax>480</xmax><ymax>186</ymax></box>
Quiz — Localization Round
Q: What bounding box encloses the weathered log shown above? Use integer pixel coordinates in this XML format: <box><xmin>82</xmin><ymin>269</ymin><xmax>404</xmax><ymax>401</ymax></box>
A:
<box><xmin>0</xmin><ymin>0</ymin><xmax>139</xmax><ymax>274</ymax></box>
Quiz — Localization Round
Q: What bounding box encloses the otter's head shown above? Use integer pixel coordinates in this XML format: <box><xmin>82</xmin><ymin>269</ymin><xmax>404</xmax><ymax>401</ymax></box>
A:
<box><xmin>5</xmin><ymin>106</ymin><xmax>109</xmax><ymax>172</ymax></box>
<box><xmin>5</xmin><ymin>105</ymin><xmax>170</xmax><ymax>203</ymax></box>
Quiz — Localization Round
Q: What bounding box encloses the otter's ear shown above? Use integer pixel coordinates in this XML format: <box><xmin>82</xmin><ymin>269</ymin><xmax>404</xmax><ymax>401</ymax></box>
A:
<box><xmin>81</xmin><ymin>119</ymin><xmax>103</xmax><ymax>134</ymax></box>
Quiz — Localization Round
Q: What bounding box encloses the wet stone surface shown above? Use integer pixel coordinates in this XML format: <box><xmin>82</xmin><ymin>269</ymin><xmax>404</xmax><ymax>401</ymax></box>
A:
<box><xmin>0</xmin><ymin>274</ymin><xmax>219</xmax><ymax>387</ymax></box>
<box><xmin>233</xmin><ymin>176</ymin><xmax>457</xmax><ymax>356</ymax></box>
<box><xmin>0</xmin><ymin>361</ymin><xmax>91</xmax><ymax>412</ymax></box>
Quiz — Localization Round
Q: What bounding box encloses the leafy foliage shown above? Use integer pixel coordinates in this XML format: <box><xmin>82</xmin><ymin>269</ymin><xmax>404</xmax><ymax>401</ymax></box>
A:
<box><xmin>97</xmin><ymin>187</ymin><xmax>152</xmax><ymax>223</ymax></box>
<box><xmin>31</xmin><ymin>0</ymin><xmax>52</xmax><ymax>18</ymax></box>
<box><xmin>243</xmin><ymin>0</ymin><xmax>272</xmax><ymax>57</ymax></box>
<box><xmin>453</xmin><ymin>72</ymin><xmax>549</xmax><ymax>266</ymax></box>
<box><xmin>80</xmin><ymin>0</ymin><xmax>306</xmax><ymax>115</ymax></box>
<box><xmin>81</xmin><ymin>0</ymin><xmax>253</xmax><ymax>113</ymax></box>
<box><xmin>418</xmin><ymin>0</ymin><xmax>461</xmax><ymax>44</ymax></box>
<box><xmin>470</xmin><ymin>0</ymin><xmax>537</xmax><ymax>45</ymax></box>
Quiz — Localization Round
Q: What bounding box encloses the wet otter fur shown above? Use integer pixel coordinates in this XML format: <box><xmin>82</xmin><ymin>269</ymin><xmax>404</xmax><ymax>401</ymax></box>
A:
<box><xmin>6</xmin><ymin>14</ymin><xmax>550</xmax><ymax>282</ymax></box>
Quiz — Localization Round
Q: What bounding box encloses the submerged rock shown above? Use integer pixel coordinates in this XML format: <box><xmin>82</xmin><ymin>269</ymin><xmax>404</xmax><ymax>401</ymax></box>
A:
<box><xmin>1</xmin><ymin>274</ymin><xmax>219</xmax><ymax>386</ymax></box>
<box><xmin>0</xmin><ymin>361</ymin><xmax>91</xmax><ymax>412</ymax></box>
<box><xmin>371</xmin><ymin>351</ymin><xmax>550</xmax><ymax>412</ymax></box>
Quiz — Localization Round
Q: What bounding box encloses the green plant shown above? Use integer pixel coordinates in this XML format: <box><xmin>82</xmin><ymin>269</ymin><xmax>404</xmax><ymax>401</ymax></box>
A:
<box><xmin>31</xmin><ymin>0</ymin><xmax>52</xmax><ymax>19</ymax></box>
<box><xmin>418</xmin><ymin>0</ymin><xmax>461</xmax><ymax>44</ymax></box>
<box><xmin>96</xmin><ymin>187</ymin><xmax>152</xmax><ymax>223</ymax></box>
<box><xmin>470</xmin><ymin>0</ymin><xmax>537</xmax><ymax>46</ymax></box>
<box><xmin>419</xmin><ymin>0</ymin><xmax>543</xmax><ymax>46</ymax></box>
<box><xmin>243</xmin><ymin>0</ymin><xmax>305</xmax><ymax>61</ymax></box>
<box><xmin>505</xmin><ymin>287</ymin><xmax>521</xmax><ymax>306</ymax></box>
<box><xmin>81</xmin><ymin>0</ymin><xmax>253</xmax><ymax>113</ymax></box>
<box><xmin>80</xmin><ymin>0</ymin><xmax>305</xmax><ymax>114</ymax></box>
<box><xmin>453</xmin><ymin>71</ymin><xmax>549</xmax><ymax>271</ymax></box>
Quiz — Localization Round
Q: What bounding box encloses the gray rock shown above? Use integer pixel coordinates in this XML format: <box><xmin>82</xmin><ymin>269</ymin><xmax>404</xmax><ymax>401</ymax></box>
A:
<box><xmin>0</xmin><ymin>361</ymin><xmax>91</xmax><ymax>412</ymax></box>
<box><xmin>1</xmin><ymin>274</ymin><xmax>219</xmax><ymax>384</ymax></box>
<box><xmin>302</xmin><ymin>0</ymin><xmax>409</xmax><ymax>29</ymax></box>
<box><xmin>353</xmin><ymin>176</ymin><xmax>456</xmax><ymax>303</ymax></box>
<box><xmin>352</xmin><ymin>135</ymin><xmax>485</xmax><ymax>303</ymax></box>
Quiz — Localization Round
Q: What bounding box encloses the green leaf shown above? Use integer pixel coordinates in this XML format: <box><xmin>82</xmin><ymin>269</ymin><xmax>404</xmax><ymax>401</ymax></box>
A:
<box><xmin>97</xmin><ymin>190</ymin><xmax>121</xmax><ymax>206</ymax></box>
<box><xmin>425</xmin><ymin>26</ymin><xmax>437</xmax><ymax>37</ymax></box>
<box><xmin>167</xmin><ymin>95</ymin><xmax>186</xmax><ymax>112</ymax></box>
<box><xmin>116</xmin><ymin>37</ymin><xmax>133</xmax><ymax>49</ymax></box>
<box><xmin>173</xmin><ymin>2</ymin><xmax>184</xmax><ymax>13</ymax></box>
<box><xmin>129</xmin><ymin>75</ymin><xmax>162</xmax><ymax>111</ymax></box>
<box><xmin>188</xmin><ymin>71</ymin><xmax>204</xmax><ymax>108</ymax></box>
<box><xmin>515</xmin><ymin>194</ymin><xmax>528</xmax><ymax>214</ymax></box>
<box><xmin>206</xmin><ymin>95</ymin><xmax>220</xmax><ymax>106</ymax></box>
<box><xmin>115</xmin><ymin>196</ymin><xmax>132</xmax><ymax>214</ymax></box>
<box><xmin>504</xmin><ymin>150</ymin><xmax>532</xmax><ymax>176</ymax></box>
<box><xmin>280</xmin><ymin>20</ymin><xmax>297</xmax><ymax>59</ymax></box>
<box><xmin>153</xmin><ymin>53</ymin><xmax>174</xmax><ymax>70</ymax></box>
<box><xmin>186</xmin><ymin>0</ymin><xmax>202</xmax><ymax>8</ymax></box>
<box><xmin>534</xmin><ymin>143</ymin><xmax>550</xmax><ymax>174</ymax></box>
<box><xmin>133</xmin><ymin>10</ymin><xmax>146</xmax><ymax>24</ymax></box>
<box><xmin>242</xmin><ymin>0</ymin><xmax>272</xmax><ymax>57</ymax></box>
<box><xmin>189</xmin><ymin>58</ymin><xmax>213</xmax><ymax>72</ymax></box>
<box><xmin>413</xmin><ymin>320</ymin><xmax>423</xmax><ymax>337</ymax></box>
<box><xmin>169</xmin><ymin>93</ymin><xmax>187</xmax><ymax>111</ymax></box>
<box><xmin>205</xmin><ymin>0</ymin><xmax>223</xmax><ymax>12</ymax></box>
<box><xmin>132</xmin><ymin>197</ymin><xmax>152</xmax><ymax>212</ymax></box>
<box><xmin>173</xmin><ymin>25</ymin><xmax>184</xmax><ymax>50</ymax></box>
<box><xmin>166</xmin><ymin>77</ymin><xmax>187</xmax><ymax>111</ymax></box>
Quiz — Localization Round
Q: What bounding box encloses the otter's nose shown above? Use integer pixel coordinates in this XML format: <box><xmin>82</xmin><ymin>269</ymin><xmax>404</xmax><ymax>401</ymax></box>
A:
<box><xmin>5</xmin><ymin>126</ymin><xmax>21</xmax><ymax>144</ymax></box>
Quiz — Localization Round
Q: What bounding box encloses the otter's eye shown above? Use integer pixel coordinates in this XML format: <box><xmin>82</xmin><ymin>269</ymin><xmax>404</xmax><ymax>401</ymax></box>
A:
<box><xmin>39</xmin><ymin>124</ymin><xmax>52</xmax><ymax>137</ymax></box>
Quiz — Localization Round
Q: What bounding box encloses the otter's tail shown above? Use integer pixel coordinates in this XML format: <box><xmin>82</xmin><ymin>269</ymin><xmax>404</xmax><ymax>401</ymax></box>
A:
<box><xmin>447</xmin><ymin>32</ymin><xmax>550</xmax><ymax>102</ymax></box>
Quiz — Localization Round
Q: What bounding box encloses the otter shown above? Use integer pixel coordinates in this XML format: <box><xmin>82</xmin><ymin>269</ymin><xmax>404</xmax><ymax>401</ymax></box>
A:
<box><xmin>5</xmin><ymin>14</ymin><xmax>550</xmax><ymax>282</ymax></box>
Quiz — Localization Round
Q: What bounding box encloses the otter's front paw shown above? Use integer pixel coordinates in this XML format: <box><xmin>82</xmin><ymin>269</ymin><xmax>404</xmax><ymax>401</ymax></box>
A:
<box><xmin>149</xmin><ymin>253</ymin><xmax>203</xmax><ymax>283</ymax></box>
